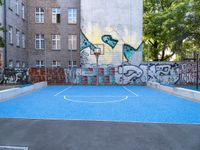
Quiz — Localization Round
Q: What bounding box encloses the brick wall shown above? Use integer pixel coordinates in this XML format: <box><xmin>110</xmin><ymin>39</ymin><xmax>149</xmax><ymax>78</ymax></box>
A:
<box><xmin>29</xmin><ymin>68</ymin><xmax>65</xmax><ymax>84</ymax></box>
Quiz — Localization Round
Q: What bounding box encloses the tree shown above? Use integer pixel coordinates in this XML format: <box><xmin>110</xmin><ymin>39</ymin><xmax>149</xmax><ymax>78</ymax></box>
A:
<box><xmin>143</xmin><ymin>0</ymin><xmax>200</xmax><ymax>61</ymax></box>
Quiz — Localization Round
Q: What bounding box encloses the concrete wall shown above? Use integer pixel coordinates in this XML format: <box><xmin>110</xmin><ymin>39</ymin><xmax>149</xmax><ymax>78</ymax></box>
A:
<box><xmin>27</xmin><ymin>0</ymin><xmax>81</xmax><ymax>68</ymax></box>
<box><xmin>147</xmin><ymin>81</ymin><xmax>200</xmax><ymax>102</ymax></box>
<box><xmin>0</xmin><ymin>81</ymin><xmax>47</xmax><ymax>101</ymax></box>
<box><xmin>80</xmin><ymin>0</ymin><xmax>143</xmax><ymax>66</ymax></box>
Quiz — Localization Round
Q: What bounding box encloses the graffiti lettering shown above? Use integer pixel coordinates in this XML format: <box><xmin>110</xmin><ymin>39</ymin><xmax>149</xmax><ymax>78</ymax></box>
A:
<box><xmin>80</xmin><ymin>31</ymin><xmax>96</xmax><ymax>51</ymax></box>
<box><xmin>123</xmin><ymin>43</ymin><xmax>142</xmax><ymax>61</ymax></box>
<box><xmin>101</xmin><ymin>35</ymin><xmax>118</xmax><ymax>49</ymax></box>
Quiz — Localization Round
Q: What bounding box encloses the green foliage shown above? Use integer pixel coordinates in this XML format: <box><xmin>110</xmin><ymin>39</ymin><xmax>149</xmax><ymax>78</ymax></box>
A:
<box><xmin>143</xmin><ymin>0</ymin><xmax>200</xmax><ymax>61</ymax></box>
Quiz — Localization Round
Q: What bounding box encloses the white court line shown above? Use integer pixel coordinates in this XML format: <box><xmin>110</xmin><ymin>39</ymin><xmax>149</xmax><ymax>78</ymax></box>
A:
<box><xmin>54</xmin><ymin>87</ymin><xmax>72</xmax><ymax>97</ymax></box>
<box><xmin>62</xmin><ymin>96</ymin><xmax>133</xmax><ymax>98</ymax></box>
<box><xmin>123</xmin><ymin>87</ymin><xmax>139</xmax><ymax>97</ymax></box>
<box><xmin>64</xmin><ymin>96</ymin><xmax>128</xmax><ymax>104</ymax></box>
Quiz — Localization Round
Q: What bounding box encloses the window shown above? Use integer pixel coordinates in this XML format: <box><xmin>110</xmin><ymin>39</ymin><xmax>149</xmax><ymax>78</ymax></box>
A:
<box><xmin>22</xmin><ymin>33</ymin><xmax>25</xmax><ymax>48</ymax></box>
<box><xmin>69</xmin><ymin>61</ymin><xmax>77</xmax><ymax>67</ymax></box>
<box><xmin>22</xmin><ymin>61</ymin><xmax>26</xmax><ymax>68</ymax></box>
<box><xmin>16</xmin><ymin>29</ymin><xmax>20</xmax><ymax>47</ymax></box>
<box><xmin>36</xmin><ymin>60</ymin><xmax>44</xmax><ymax>67</ymax></box>
<box><xmin>68</xmin><ymin>8</ymin><xmax>77</xmax><ymax>24</ymax></box>
<box><xmin>68</xmin><ymin>34</ymin><xmax>77</xmax><ymax>50</ymax></box>
<box><xmin>8</xmin><ymin>26</ymin><xmax>13</xmax><ymax>44</ymax></box>
<box><xmin>52</xmin><ymin>60</ymin><xmax>61</xmax><ymax>67</ymax></box>
<box><xmin>21</xmin><ymin>3</ymin><xmax>25</xmax><ymax>19</ymax></box>
<box><xmin>35</xmin><ymin>34</ymin><xmax>44</xmax><ymax>49</ymax></box>
<box><xmin>52</xmin><ymin>34</ymin><xmax>61</xmax><ymax>50</ymax></box>
<box><xmin>52</xmin><ymin>8</ymin><xmax>61</xmax><ymax>23</ymax></box>
<box><xmin>35</xmin><ymin>8</ymin><xmax>44</xmax><ymax>23</ymax></box>
<box><xmin>16</xmin><ymin>0</ymin><xmax>19</xmax><ymax>15</ymax></box>
<box><xmin>16</xmin><ymin>61</ymin><xmax>20</xmax><ymax>68</ymax></box>
<box><xmin>8</xmin><ymin>0</ymin><xmax>13</xmax><ymax>10</ymax></box>
<box><xmin>9</xmin><ymin>60</ymin><xmax>13</xmax><ymax>68</ymax></box>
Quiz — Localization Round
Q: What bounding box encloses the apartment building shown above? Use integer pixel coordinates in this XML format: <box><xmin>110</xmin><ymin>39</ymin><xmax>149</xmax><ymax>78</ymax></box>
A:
<box><xmin>5</xmin><ymin>0</ymin><xmax>28</xmax><ymax>68</ymax></box>
<box><xmin>26</xmin><ymin>0</ymin><xmax>80</xmax><ymax>68</ymax></box>
<box><xmin>3</xmin><ymin>0</ymin><xmax>80</xmax><ymax>68</ymax></box>
<box><xmin>0</xmin><ymin>3</ymin><xmax>4</xmax><ymax>67</ymax></box>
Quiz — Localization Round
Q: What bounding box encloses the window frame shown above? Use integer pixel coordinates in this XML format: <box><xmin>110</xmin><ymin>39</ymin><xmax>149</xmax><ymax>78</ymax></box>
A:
<box><xmin>68</xmin><ymin>34</ymin><xmax>77</xmax><ymax>51</ymax></box>
<box><xmin>21</xmin><ymin>3</ymin><xmax>25</xmax><ymax>19</ymax></box>
<box><xmin>16</xmin><ymin>60</ymin><xmax>20</xmax><ymax>68</ymax></box>
<box><xmin>52</xmin><ymin>34</ymin><xmax>61</xmax><ymax>50</ymax></box>
<box><xmin>8</xmin><ymin>0</ymin><xmax>13</xmax><ymax>11</ymax></box>
<box><xmin>68</xmin><ymin>8</ymin><xmax>78</xmax><ymax>24</ymax></box>
<box><xmin>52</xmin><ymin>7</ymin><xmax>61</xmax><ymax>24</ymax></box>
<box><xmin>16</xmin><ymin>0</ymin><xmax>20</xmax><ymax>16</ymax></box>
<box><xmin>8</xmin><ymin>26</ymin><xmax>13</xmax><ymax>44</ymax></box>
<box><xmin>36</xmin><ymin>60</ymin><xmax>45</xmax><ymax>68</ymax></box>
<box><xmin>35</xmin><ymin>7</ymin><xmax>45</xmax><ymax>23</ymax></box>
<box><xmin>22</xmin><ymin>61</ymin><xmax>26</xmax><ymax>68</ymax></box>
<box><xmin>9</xmin><ymin>60</ymin><xmax>13</xmax><ymax>68</ymax></box>
<box><xmin>16</xmin><ymin>29</ymin><xmax>20</xmax><ymax>47</ymax></box>
<box><xmin>68</xmin><ymin>60</ymin><xmax>77</xmax><ymax>67</ymax></box>
<box><xmin>52</xmin><ymin>60</ymin><xmax>61</xmax><ymax>67</ymax></box>
<box><xmin>22</xmin><ymin>33</ymin><xmax>25</xmax><ymax>48</ymax></box>
<box><xmin>35</xmin><ymin>34</ymin><xmax>45</xmax><ymax>50</ymax></box>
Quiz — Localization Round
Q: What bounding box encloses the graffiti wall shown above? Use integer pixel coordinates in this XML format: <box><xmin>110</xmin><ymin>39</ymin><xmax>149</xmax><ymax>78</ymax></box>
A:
<box><xmin>115</xmin><ymin>62</ymin><xmax>180</xmax><ymax>85</ymax></box>
<box><xmin>0</xmin><ymin>62</ymin><xmax>199</xmax><ymax>85</ymax></box>
<box><xmin>180</xmin><ymin>63</ymin><xmax>200</xmax><ymax>84</ymax></box>
<box><xmin>65</xmin><ymin>62</ymin><xmax>199</xmax><ymax>85</ymax></box>
<box><xmin>80</xmin><ymin>0</ymin><xmax>143</xmax><ymax>66</ymax></box>
<box><xmin>0</xmin><ymin>68</ymin><xmax>29</xmax><ymax>84</ymax></box>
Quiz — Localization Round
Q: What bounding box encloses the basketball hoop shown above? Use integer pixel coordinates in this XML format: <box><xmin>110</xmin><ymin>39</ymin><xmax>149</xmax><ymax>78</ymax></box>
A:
<box><xmin>94</xmin><ymin>48</ymin><xmax>101</xmax><ymax>59</ymax></box>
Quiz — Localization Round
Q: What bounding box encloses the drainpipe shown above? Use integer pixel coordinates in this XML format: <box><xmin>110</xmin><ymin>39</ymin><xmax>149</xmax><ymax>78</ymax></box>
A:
<box><xmin>3</xmin><ymin>0</ymin><xmax>7</xmax><ymax>67</ymax></box>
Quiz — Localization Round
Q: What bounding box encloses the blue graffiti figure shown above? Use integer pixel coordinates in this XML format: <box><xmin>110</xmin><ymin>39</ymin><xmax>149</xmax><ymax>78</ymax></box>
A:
<box><xmin>80</xmin><ymin>31</ymin><xmax>96</xmax><ymax>51</ymax></box>
<box><xmin>123</xmin><ymin>43</ymin><xmax>142</xmax><ymax>61</ymax></box>
<box><xmin>102</xmin><ymin>35</ymin><xmax>118</xmax><ymax>49</ymax></box>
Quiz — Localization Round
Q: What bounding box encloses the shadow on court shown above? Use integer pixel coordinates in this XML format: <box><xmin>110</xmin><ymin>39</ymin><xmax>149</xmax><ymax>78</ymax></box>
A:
<box><xmin>0</xmin><ymin>119</ymin><xmax>200</xmax><ymax>150</ymax></box>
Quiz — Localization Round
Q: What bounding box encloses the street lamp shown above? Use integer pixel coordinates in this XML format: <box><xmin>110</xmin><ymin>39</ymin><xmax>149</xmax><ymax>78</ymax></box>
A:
<box><xmin>94</xmin><ymin>48</ymin><xmax>101</xmax><ymax>86</ymax></box>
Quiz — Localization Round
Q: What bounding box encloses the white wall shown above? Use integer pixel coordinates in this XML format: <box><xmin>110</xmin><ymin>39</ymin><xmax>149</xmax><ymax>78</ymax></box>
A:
<box><xmin>81</xmin><ymin>0</ymin><xmax>143</xmax><ymax>66</ymax></box>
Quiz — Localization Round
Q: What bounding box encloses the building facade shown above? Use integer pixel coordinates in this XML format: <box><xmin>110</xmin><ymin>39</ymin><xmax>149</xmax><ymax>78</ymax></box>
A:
<box><xmin>0</xmin><ymin>3</ymin><xmax>4</xmax><ymax>67</ymax></box>
<box><xmin>5</xmin><ymin>0</ymin><xmax>28</xmax><ymax>68</ymax></box>
<box><xmin>3</xmin><ymin>0</ymin><xmax>81</xmax><ymax>68</ymax></box>
<box><xmin>26</xmin><ymin>0</ymin><xmax>81</xmax><ymax>68</ymax></box>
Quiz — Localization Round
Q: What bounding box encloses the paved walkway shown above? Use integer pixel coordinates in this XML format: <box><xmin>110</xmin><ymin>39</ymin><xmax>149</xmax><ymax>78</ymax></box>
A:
<box><xmin>0</xmin><ymin>119</ymin><xmax>200</xmax><ymax>150</ymax></box>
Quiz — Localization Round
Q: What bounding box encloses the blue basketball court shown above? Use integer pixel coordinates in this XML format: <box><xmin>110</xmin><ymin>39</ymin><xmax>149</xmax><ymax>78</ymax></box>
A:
<box><xmin>0</xmin><ymin>86</ymin><xmax>200</xmax><ymax>124</ymax></box>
